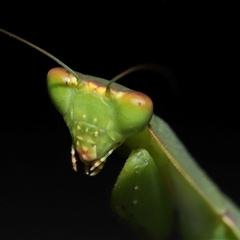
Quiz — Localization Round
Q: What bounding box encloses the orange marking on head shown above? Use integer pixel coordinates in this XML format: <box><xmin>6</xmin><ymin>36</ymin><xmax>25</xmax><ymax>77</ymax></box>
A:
<box><xmin>78</xmin><ymin>149</ymin><xmax>92</xmax><ymax>161</ymax></box>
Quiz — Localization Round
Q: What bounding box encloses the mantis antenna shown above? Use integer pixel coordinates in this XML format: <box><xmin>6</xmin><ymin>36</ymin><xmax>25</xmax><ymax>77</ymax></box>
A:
<box><xmin>0</xmin><ymin>28</ymin><xmax>79</xmax><ymax>80</ymax></box>
<box><xmin>0</xmin><ymin>28</ymin><xmax>177</xmax><ymax>97</ymax></box>
<box><xmin>107</xmin><ymin>63</ymin><xmax>178</xmax><ymax>95</ymax></box>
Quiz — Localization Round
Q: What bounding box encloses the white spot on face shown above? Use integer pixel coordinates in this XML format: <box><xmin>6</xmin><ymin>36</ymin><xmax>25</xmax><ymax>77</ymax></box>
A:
<box><xmin>133</xmin><ymin>186</ymin><xmax>139</xmax><ymax>190</ymax></box>
<box><xmin>63</xmin><ymin>77</ymin><xmax>71</xmax><ymax>83</ymax></box>
<box><xmin>132</xmin><ymin>98</ymin><xmax>145</xmax><ymax>105</ymax></box>
<box><xmin>77</xmin><ymin>136</ymin><xmax>83</xmax><ymax>141</ymax></box>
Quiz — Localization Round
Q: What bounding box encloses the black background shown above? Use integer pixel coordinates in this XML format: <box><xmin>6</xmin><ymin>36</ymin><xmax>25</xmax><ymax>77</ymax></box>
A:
<box><xmin>1</xmin><ymin>2</ymin><xmax>239</xmax><ymax>239</ymax></box>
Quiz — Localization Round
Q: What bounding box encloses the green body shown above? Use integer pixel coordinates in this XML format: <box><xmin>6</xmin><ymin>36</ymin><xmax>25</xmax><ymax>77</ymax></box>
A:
<box><xmin>47</xmin><ymin>68</ymin><xmax>240</xmax><ymax>239</ymax></box>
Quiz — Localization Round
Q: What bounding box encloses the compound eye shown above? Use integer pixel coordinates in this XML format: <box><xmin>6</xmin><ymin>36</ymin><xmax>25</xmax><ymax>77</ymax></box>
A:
<box><xmin>116</xmin><ymin>91</ymin><xmax>153</xmax><ymax>135</ymax></box>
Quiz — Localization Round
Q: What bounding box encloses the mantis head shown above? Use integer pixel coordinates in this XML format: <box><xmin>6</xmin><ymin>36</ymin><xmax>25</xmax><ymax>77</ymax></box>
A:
<box><xmin>47</xmin><ymin>68</ymin><xmax>153</xmax><ymax>175</ymax></box>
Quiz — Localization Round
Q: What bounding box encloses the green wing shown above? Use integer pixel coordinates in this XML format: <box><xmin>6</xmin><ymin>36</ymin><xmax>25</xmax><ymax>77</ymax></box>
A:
<box><xmin>112</xmin><ymin>114</ymin><xmax>240</xmax><ymax>239</ymax></box>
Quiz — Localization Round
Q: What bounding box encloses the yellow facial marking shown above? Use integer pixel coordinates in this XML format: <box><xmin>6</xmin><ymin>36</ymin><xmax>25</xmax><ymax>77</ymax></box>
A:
<box><xmin>87</xmin><ymin>139</ymin><xmax>95</xmax><ymax>144</ymax></box>
<box><xmin>85</xmin><ymin>128</ymin><xmax>89</xmax><ymax>132</ymax></box>
<box><xmin>82</xmin><ymin>114</ymin><xmax>86</xmax><ymax>119</ymax></box>
<box><xmin>93</xmin><ymin>118</ymin><xmax>98</xmax><ymax>122</ymax></box>
<box><xmin>77</xmin><ymin>125</ymin><xmax>81</xmax><ymax>130</ymax></box>
<box><xmin>77</xmin><ymin>136</ymin><xmax>83</xmax><ymax>141</ymax></box>
<box><xmin>88</xmin><ymin>82</ymin><xmax>98</xmax><ymax>91</ymax></box>
<box><xmin>82</xmin><ymin>145</ymin><xmax>88</xmax><ymax>151</ymax></box>
<box><xmin>115</xmin><ymin>91</ymin><xmax>125</xmax><ymax>99</ymax></box>
<box><xmin>94</xmin><ymin>131</ymin><xmax>99</xmax><ymax>137</ymax></box>
<box><xmin>68</xmin><ymin>75</ymin><xmax>78</xmax><ymax>86</ymax></box>
<box><xmin>97</xmin><ymin>87</ymin><xmax>106</xmax><ymax>95</ymax></box>
<box><xmin>76</xmin><ymin>141</ymin><xmax>79</xmax><ymax>146</ymax></box>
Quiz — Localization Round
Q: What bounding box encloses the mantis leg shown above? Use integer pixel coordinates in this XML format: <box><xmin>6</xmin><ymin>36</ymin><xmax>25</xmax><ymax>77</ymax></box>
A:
<box><xmin>111</xmin><ymin>149</ymin><xmax>175</xmax><ymax>240</ymax></box>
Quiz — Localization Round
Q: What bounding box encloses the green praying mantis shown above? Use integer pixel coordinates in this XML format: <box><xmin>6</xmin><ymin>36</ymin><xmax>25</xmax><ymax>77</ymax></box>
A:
<box><xmin>1</xmin><ymin>28</ymin><xmax>240</xmax><ymax>239</ymax></box>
